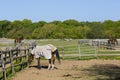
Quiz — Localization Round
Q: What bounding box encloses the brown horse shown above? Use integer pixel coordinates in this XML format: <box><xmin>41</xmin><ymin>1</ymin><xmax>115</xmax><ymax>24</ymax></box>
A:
<box><xmin>108</xmin><ymin>38</ymin><xmax>118</xmax><ymax>46</ymax></box>
<box><xmin>107</xmin><ymin>38</ymin><xmax>118</xmax><ymax>50</ymax></box>
<box><xmin>28</xmin><ymin>44</ymin><xmax>61</xmax><ymax>70</ymax></box>
<box><xmin>14</xmin><ymin>37</ymin><xmax>23</xmax><ymax>46</ymax></box>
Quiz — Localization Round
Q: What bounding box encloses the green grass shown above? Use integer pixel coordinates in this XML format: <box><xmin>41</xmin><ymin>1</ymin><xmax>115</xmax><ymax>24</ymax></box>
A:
<box><xmin>36</xmin><ymin>39</ymin><xmax>78</xmax><ymax>46</ymax></box>
<box><xmin>98</xmin><ymin>51</ymin><xmax>120</xmax><ymax>54</ymax></box>
<box><xmin>62</xmin><ymin>56</ymin><xmax>97</xmax><ymax>60</ymax></box>
<box><xmin>62</xmin><ymin>55</ymin><xmax>120</xmax><ymax>60</ymax></box>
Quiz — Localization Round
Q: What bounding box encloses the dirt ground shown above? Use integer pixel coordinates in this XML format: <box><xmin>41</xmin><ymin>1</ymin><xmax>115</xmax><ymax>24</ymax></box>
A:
<box><xmin>11</xmin><ymin>59</ymin><xmax>120</xmax><ymax>80</ymax></box>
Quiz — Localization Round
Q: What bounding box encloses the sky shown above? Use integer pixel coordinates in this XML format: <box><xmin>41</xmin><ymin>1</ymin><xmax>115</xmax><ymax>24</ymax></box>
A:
<box><xmin>0</xmin><ymin>0</ymin><xmax>120</xmax><ymax>22</ymax></box>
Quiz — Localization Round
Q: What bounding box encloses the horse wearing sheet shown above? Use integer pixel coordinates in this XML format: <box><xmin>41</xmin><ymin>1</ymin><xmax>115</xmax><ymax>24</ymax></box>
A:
<box><xmin>29</xmin><ymin>44</ymin><xmax>61</xmax><ymax>70</ymax></box>
<box><xmin>31</xmin><ymin>45</ymin><xmax>52</xmax><ymax>59</ymax></box>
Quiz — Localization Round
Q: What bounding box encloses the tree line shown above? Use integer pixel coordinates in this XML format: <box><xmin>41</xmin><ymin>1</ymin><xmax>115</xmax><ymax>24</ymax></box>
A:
<box><xmin>0</xmin><ymin>19</ymin><xmax>120</xmax><ymax>39</ymax></box>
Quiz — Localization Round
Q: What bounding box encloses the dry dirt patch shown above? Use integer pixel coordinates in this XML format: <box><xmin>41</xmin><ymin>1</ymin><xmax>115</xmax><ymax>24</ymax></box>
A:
<box><xmin>11</xmin><ymin>59</ymin><xmax>120</xmax><ymax>80</ymax></box>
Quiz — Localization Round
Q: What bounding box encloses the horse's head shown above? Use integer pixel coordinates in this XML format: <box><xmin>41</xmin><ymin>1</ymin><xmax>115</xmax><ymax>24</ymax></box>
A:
<box><xmin>28</xmin><ymin>53</ymin><xmax>34</xmax><ymax>63</ymax></box>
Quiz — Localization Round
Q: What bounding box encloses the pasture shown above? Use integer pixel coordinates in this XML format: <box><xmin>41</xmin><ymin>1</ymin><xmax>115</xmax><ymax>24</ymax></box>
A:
<box><xmin>1</xmin><ymin>39</ymin><xmax>120</xmax><ymax>80</ymax></box>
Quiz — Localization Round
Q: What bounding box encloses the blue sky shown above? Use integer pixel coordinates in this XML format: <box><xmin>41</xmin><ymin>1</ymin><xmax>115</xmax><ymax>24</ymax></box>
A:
<box><xmin>0</xmin><ymin>0</ymin><xmax>120</xmax><ymax>22</ymax></box>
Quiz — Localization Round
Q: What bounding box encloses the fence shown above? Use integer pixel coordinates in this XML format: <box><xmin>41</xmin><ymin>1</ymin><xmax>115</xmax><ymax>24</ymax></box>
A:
<box><xmin>58</xmin><ymin>39</ymin><xmax>120</xmax><ymax>59</ymax></box>
<box><xmin>0</xmin><ymin>42</ymin><xmax>35</xmax><ymax>80</ymax></box>
<box><xmin>58</xmin><ymin>44</ymin><xmax>79</xmax><ymax>59</ymax></box>
<box><xmin>58</xmin><ymin>39</ymin><xmax>97</xmax><ymax>59</ymax></box>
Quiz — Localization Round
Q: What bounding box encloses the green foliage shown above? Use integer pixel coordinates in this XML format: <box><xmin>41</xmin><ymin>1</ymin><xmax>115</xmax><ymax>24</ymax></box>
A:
<box><xmin>0</xmin><ymin>19</ymin><xmax>120</xmax><ymax>39</ymax></box>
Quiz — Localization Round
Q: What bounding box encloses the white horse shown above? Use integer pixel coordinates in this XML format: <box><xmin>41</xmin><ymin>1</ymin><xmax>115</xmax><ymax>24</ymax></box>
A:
<box><xmin>28</xmin><ymin>44</ymin><xmax>61</xmax><ymax>70</ymax></box>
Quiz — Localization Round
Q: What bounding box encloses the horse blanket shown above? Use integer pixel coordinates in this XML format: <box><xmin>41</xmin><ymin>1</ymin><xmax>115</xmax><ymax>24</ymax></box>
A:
<box><xmin>47</xmin><ymin>44</ymin><xmax>57</xmax><ymax>52</ymax></box>
<box><xmin>31</xmin><ymin>45</ymin><xmax>52</xmax><ymax>59</ymax></box>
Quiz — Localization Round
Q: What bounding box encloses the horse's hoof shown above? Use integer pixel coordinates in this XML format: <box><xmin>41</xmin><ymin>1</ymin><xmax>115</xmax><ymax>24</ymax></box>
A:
<box><xmin>51</xmin><ymin>68</ymin><xmax>54</xmax><ymax>70</ymax></box>
<box><xmin>47</xmin><ymin>68</ymin><xmax>50</xmax><ymax>70</ymax></box>
<box><xmin>47</xmin><ymin>68</ymin><xmax>51</xmax><ymax>70</ymax></box>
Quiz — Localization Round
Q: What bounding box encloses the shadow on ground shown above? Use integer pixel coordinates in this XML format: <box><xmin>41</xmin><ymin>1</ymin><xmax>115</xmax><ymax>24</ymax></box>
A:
<box><xmin>83</xmin><ymin>64</ymin><xmax>120</xmax><ymax>80</ymax></box>
<box><xmin>29</xmin><ymin>65</ymin><xmax>58</xmax><ymax>69</ymax></box>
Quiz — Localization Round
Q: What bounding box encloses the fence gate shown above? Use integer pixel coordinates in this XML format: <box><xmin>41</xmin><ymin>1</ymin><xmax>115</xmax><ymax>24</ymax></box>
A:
<box><xmin>78</xmin><ymin>39</ymin><xmax>98</xmax><ymax>59</ymax></box>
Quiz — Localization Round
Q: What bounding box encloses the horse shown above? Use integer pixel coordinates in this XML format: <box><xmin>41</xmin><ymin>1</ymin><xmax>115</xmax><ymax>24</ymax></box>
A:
<box><xmin>14</xmin><ymin>37</ymin><xmax>23</xmax><ymax>46</ymax></box>
<box><xmin>108</xmin><ymin>38</ymin><xmax>118</xmax><ymax>46</ymax></box>
<box><xmin>107</xmin><ymin>38</ymin><xmax>118</xmax><ymax>49</ymax></box>
<box><xmin>28</xmin><ymin>44</ymin><xmax>61</xmax><ymax>70</ymax></box>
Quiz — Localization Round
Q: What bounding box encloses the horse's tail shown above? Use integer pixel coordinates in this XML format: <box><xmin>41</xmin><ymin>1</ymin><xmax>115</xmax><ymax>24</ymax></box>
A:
<box><xmin>54</xmin><ymin>49</ymin><xmax>61</xmax><ymax>64</ymax></box>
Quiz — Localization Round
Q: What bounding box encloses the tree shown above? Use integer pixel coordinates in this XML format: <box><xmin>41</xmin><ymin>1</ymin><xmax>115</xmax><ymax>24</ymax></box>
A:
<box><xmin>6</xmin><ymin>20</ymin><xmax>23</xmax><ymax>38</ymax></box>
<box><xmin>32</xmin><ymin>24</ymin><xmax>57</xmax><ymax>39</ymax></box>
<box><xmin>0</xmin><ymin>20</ymin><xmax>11</xmax><ymax>37</ymax></box>
<box><xmin>63</xmin><ymin>19</ymin><xmax>80</xmax><ymax>26</ymax></box>
<box><xmin>1</xmin><ymin>19</ymin><xmax>120</xmax><ymax>39</ymax></box>
<box><xmin>88</xmin><ymin>22</ymin><xmax>104</xmax><ymax>39</ymax></box>
<box><xmin>103</xmin><ymin>20</ymin><xmax>116</xmax><ymax>38</ymax></box>
<box><xmin>49</xmin><ymin>20</ymin><xmax>62</xmax><ymax>25</ymax></box>
<box><xmin>33</xmin><ymin>21</ymin><xmax>47</xmax><ymax>28</ymax></box>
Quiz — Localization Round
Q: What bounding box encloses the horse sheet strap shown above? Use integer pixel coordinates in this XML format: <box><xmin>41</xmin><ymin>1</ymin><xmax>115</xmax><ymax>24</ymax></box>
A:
<box><xmin>31</xmin><ymin>45</ymin><xmax>52</xmax><ymax>59</ymax></box>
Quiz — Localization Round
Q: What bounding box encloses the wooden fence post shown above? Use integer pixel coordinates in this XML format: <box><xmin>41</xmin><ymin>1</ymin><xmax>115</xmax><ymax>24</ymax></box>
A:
<box><xmin>78</xmin><ymin>43</ymin><xmax>81</xmax><ymax>59</ymax></box>
<box><xmin>26</xmin><ymin>48</ymin><xmax>30</xmax><ymax>67</ymax></box>
<box><xmin>10</xmin><ymin>50</ymin><xmax>14</xmax><ymax>74</ymax></box>
<box><xmin>24</xmin><ymin>48</ymin><xmax>28</xmax><ymax>67</ymax></box>
<box><xmin>19</xmin><ymin>49</ymin><xmax>23</xmax><ymax>70</ymax></box>
<box><xmin>1</xmin><ymin>51</ymin><xmax>6</xmax><ymax>80</ymax></box>
<box><xmin>94</xmin><ymin>43</ymin><xmax>98</xmax><ymax>59</ymax></box>
<box><xmin>62</xmin><ymin>47</ymin><xmax>64</xmax><ymax>60</ymax></box>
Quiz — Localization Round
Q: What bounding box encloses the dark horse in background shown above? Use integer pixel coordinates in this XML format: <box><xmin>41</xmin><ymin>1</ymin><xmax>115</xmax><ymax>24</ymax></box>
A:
<box><xmin>14</xmin><ymin>37</ymin><xmax>23</xmax><ymax>46</ymax></box>
<box><xmin>108</xmin><ymin>38</ymin><xmax>118</xmax><ymax>46</ymax></box>
<box><xmin>107</xmin><ymin>38</ymin><xmax>118</xmax><ymax>49</ymax></box>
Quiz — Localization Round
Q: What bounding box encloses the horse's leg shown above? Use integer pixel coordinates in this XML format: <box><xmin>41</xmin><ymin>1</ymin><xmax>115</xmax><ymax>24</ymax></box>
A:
<box><xmin>37</xmin><ymin>57</ymin><xmax>41</xmax><ymax>69</ymax></box>
<box><xmin>51</xmin><ymin>54</ymin><xmax>55</xmax><ymax>70</ymax></box>
<box><xmin>48</xmin><ymin>59</ymin><xmax>51</xmax><ymax>70</ymax></box>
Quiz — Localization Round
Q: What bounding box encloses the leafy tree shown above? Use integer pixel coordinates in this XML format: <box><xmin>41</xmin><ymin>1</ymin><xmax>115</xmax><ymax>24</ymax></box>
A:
<box><xmin>0</xmin><ymin>20</ymin><xmax>11</xmax><ymax>37</ymax></box>
<box><xmin>49</xmin><ymin>20</ymin><xmax>62</xmax><ymax>25</ymax></box>
<box><xmin>103</xmin><ymin>20</ymin><xmax>116</xmax><ymax>38</ymax></box>
<box><xmin>6</xmin><ymin>20</ymin><xmax>23</xmax><ymax>38</ymax></box>
<box><xmin>63</xmin><ymin>19</ymin><xmax>80</xmax><ymax>26</ymax></box>
<box><xmin>33</xmin><ymin>21</ymin><xmax>47</xmax><ymax>28</ymax></box>
<box><xmin>88</xmin><ymin>22</ymin><xmax>104</xmax><ymax>39</ymax></box>
<box><xmin>1</xmin><ymin>19</ymin><xmax>120</xmax><ymax>39</ymax></box>
<box><xmin>32</xmin><ymin>24</ymin><xmax>57</xmax><ymax>39</ymax></box>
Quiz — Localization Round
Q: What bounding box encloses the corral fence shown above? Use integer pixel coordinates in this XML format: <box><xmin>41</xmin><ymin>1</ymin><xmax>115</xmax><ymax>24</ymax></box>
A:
<box><xmin>0</xmin><ymin>41</ymin><xmax>35</xmax><ymax>80</ymax></box>
<box><xmin>57</xmin><ymin>39</ymin><xmax>120</xmax><ymax>59</ymax></box>
<box><xmin>58</xmin><ymin>39</ymin><xmax>97</xmax><ymax>59</ymax></box>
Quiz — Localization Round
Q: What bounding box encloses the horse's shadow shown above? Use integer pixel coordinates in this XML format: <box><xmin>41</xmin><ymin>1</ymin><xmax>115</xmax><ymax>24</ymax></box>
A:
<box><xmin>29</xmin><ymin>65</ymin><xmax>58</xmax><ymax>69</ymax></box>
